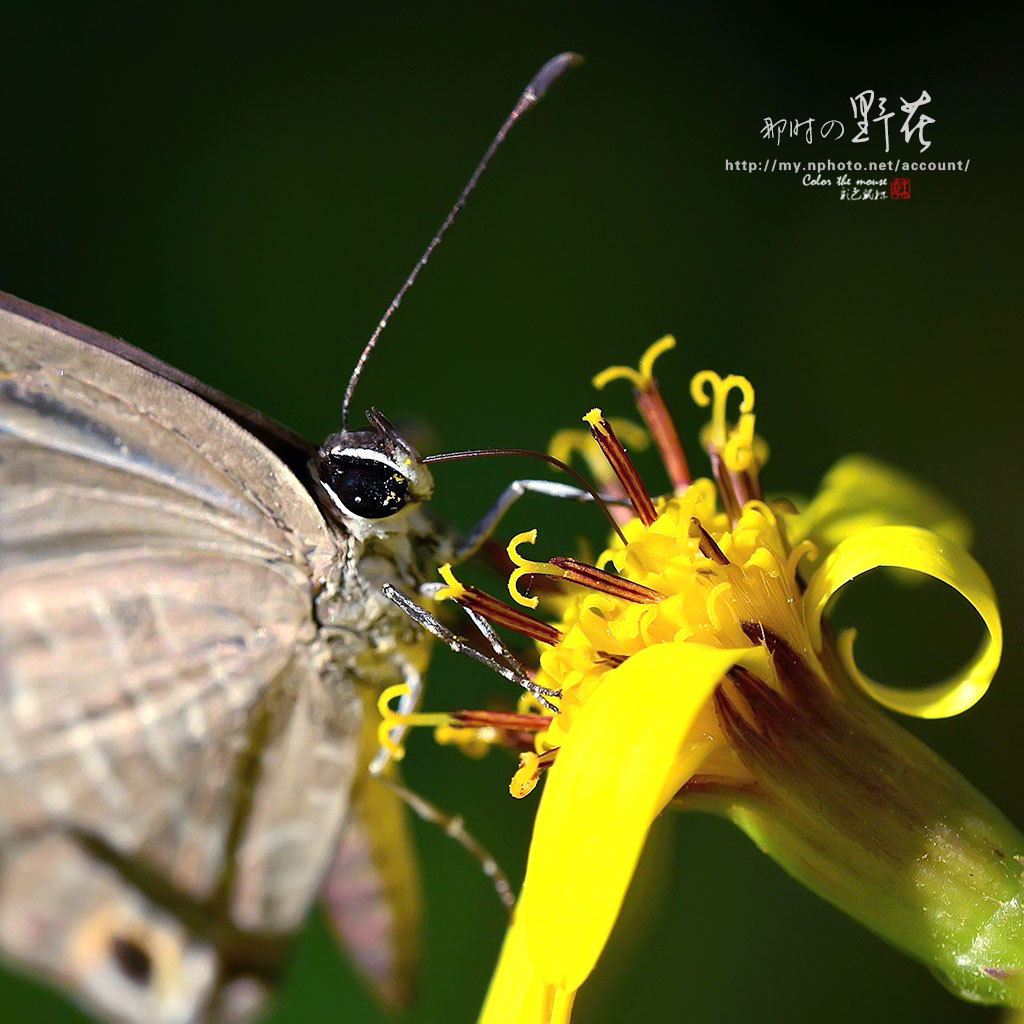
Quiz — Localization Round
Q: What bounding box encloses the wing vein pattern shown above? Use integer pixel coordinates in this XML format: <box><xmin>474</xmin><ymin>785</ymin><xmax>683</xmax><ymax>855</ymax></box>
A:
<box><xmin>0</xmin><ymin>301</ymin><xmax>358</xmax><ymax>1023</ymax></box>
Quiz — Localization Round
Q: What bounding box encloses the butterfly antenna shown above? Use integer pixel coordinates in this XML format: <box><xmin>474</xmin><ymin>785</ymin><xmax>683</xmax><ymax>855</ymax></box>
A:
<box><xmin>341</xmin><ymin>52</ymin><xmax>584</xmax><ymax>429</ymax></box>
<box><xmin>377</xmin><ymin>775</ymin><xmax>516</xmax><ymax>913</ymax></box>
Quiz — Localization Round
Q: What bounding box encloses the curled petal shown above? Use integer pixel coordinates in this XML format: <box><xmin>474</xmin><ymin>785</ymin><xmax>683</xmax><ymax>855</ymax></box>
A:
<box><xmin>803</xmin><ymin>525</ymin><xmax>1002</xmax><ymax>718</ymax></box>
<box><xmin>790</xmin><ymin>455</ymin><xmax>973</xmax><ymax>553</ymax></box>
<box><xmin>521</xmin><ymin>642</ymin><xmax>769</xmax><ymax>992</ymax></box>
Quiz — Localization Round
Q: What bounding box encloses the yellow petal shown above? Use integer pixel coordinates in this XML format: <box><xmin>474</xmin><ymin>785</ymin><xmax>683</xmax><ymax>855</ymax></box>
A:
<box><xmin>790</xmin><ymin>455</ymin><xmax>973</xmax><ymax>552</ymax></box>
<box><xmin>521</xmin><ymin>642</ymin><xmax>769</xmax><ymax>992</ymax></box>
<box><xmin>803</xmin><ymin>524</ymin><xmax>1002</xmax><ymax>718</ymax></box>
<box><xmin>479</xmin><ymin>898</ymin><xmax>575</xmax><ymax>1024</ymax></box>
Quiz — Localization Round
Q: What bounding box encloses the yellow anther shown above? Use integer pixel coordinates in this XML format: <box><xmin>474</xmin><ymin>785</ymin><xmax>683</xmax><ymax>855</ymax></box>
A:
<box><xmin>436</xmin><ymin>562</ymin><xmax>467</xmax><ymax>602</ymax></box>
<box><xmin>510</xmin><ymin>752</ymin><xmax>543</xmax><ymax>798</ymax></box>
<box><xmin>591</xmin><ymin>335</ymin><xmax>676</xmax><ymax>392</ymax></box>
<box><xmin>690</xmin><ymin>370</ymin><xmax>758</xmax><ymax>472</ymax></box>
<box><xmin>786</xmin><ymin>539</ymin><xmax>819</xmax><ymax>583</ymax></box>
<box><xmin>583</xmin><ymin>408</ymin><xmax>607</xmax><ymax>432</ymax></box>
<box><xmin>507</xmin><ymin>530</ymin><xmax>566</xmax><ymax>609</ymax></box>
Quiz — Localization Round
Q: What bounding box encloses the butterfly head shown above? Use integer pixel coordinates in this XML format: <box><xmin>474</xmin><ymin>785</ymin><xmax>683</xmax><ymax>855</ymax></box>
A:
<box><xmin>313</xmin><ymin>408</ymin><xmax>434</xmax><ymax>536</ymax></box>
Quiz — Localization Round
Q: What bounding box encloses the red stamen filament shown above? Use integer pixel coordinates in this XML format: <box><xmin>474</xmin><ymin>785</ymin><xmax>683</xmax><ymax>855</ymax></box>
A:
<box><xmin>635</xmin><ymin>382</ymin><xmax>691</xmax><ymax>490</ymax></box>
<box><xmin>549</xmin><ymin>556</ymin><xmax>664</xmax><ymax>603</ymax></box>
<box><xmin>452</xmin><ymin>584</ymin><xmax>563</xmax><ymax>647</ymax></box>
<box><xmin>514</xmin><ymin>748</ymin><xmax>560</xmax><ymax>792</ymax></box>
<box><xmin>587</xmin><ymin>413</ymin><xmax>658</xmax><ymax>526</ymax></box>
<box><xmin>533</xmin><ymin>748</ymin><xmax>559</xmax><ymax>770</ymax></box>
<box><xmin>452</xmin><ymin>710</ymin><xmax>553</xmax><ymax>731</ymax></box>
<box><xmin>707</xmin><ymin>446</ymin><xmax>740</xmax><ymax>523</ymax></box>
<box><xmin>707</xmin><ymin>445</ymin><xmax>764</xmax><ymax>523</ymax></box>
<box><xmin>691</xmin><ymin>517</ymin><xmax>730</xmax><ymax>564</ymax></box>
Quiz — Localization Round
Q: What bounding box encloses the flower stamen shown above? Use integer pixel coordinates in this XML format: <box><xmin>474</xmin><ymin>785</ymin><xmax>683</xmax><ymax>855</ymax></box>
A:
<box><xmin>510</xmin><ymin>748</ymin><xmax>560</xmax><ymax>799</ymax></box>
<box><xmin>548</xmin><ymin>556</ymin><xmax>664</xmax><ymax>603</ymax></box>
<box><xmin>548</xmin><ymin>419</ymin><xmax>650</xmax><ymax>505</ymax></box>
<box><xmin>740</xmin><ymin>620</ymin><xmax>831</xmax><ymax>712</ymax></box>
<box><xmin>507</xmin><ymin>531</ymin><xmax>568</xmax><ymax>609</ymax></box>
<box><xmin>437</xmin><ymin>563</ymin><xmax>563</xmax><ymax>646</ymax></box>
<box><xmin>452</xmin><ymin>709</ymin><xmax>554</xmax><ymax>732</ymax></box>
<box><xmin>707</xmin><ymin>445</ymin><xmax>766</xmax><ymax>523</ymax></box>
<box><xmin>376</xmin><ymin>682</ymin><xmax>453</xmax><ymax>760</ymax></box>
<box><xmin>691</xmin><ymin>370</ymin><xmax>767</xmax><ymax>521</ymax></box>
<box><xmin>593</xmin><ymin>335</ymin><xmax>692</xmax><ymax>491</ymax></box>
<box><xmin>438</xmin><ymin>709</ymin><xmax>556</xmax><ymax>759</ymax></box>
<box><xmin>583</xmin><ymin>408</ymin><xmax>657</xmax><ymax>526</ymax></box>
<box><xmin>690</xmin><ymin>370</ymin><xmax>757</xmax><ymax>470</ymax></box>
<box><xmin>690</xmin><ymin>517</ymin><xmax>730</xmax><ymax>564</ymax></box>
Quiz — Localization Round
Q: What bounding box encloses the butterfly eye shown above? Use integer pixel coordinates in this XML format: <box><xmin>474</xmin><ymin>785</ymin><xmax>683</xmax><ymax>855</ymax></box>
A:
<box><xmin>109</xmin><ymin>935</ymin><xmax>153</xmax><ymax>986</ymax></box>
<box><xmin>321</xmin><ymin>454</ymin><xmax>411</xmax><ymax>520</ymax></box>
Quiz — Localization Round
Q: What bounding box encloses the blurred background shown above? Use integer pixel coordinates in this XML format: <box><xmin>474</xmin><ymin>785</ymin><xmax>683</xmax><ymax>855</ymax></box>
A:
<box><xmin>1</xmin><ymin>2</ymin><xmax>1021</xmax><ymax>1022</ymax></box>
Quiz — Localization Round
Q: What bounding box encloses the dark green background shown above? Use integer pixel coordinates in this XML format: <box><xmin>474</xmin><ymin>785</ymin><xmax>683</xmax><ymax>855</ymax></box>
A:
<box><xmin>1</xmin><ymin>3</ymin><xmax>1021</xmax><ymax>1022</ymax></box>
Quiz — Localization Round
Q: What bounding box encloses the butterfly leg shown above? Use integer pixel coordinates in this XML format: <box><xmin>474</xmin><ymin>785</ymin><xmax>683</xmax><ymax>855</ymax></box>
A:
<box><xmin>381</xmin><ymin>583</ymin><xmax>560</xmax><ymax>712</ymax></box>
<box><xmin>369</xmin><ymin>590</ymin><xmax>518</xmax><ymax>912</ymax></box>
<box><xmin>372</xmin><ymin>773</ymin><xmax>515</xmax><ymax>911</ymax></box>
<box><xmin>454</xmin><ymin>478</ymin><xmax>626</xmax><ymax>562</ymax></box>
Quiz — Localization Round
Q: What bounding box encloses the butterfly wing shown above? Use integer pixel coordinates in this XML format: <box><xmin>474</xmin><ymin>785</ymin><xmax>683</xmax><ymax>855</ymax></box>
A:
<box><xmin>0</xmin><ymin>290</ymin><xmax>318</xmax><ymax>482</ymax></box>
<box><xmin>0</xmin><ymin>296</ymin><xmax>360</xmax><ymax>1022</ymax></box>
<box><xmin>321</xmin><ymin>694</ymin><xmax>423</xmax><ymax>1011</ymax></box>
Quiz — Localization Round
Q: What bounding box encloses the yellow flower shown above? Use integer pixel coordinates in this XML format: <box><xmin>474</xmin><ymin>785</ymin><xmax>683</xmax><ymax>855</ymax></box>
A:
<box><xmin>388</xmin><ymin>338</ymin><xmax>1021</xmax><ymax>1020</ymax></box>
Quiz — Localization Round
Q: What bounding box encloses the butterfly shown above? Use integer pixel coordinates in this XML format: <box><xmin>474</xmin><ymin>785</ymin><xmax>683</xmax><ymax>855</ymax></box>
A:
<box><xmin>0</xmin><ymin>53</ymin><xmax>581</xmax><ymax>1024</ymax></box>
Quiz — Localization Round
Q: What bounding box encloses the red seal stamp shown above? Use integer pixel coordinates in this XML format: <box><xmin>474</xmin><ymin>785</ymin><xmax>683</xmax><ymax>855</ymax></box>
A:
<box><xmin>890</xmin><ymin>178</ymin><xmax>911</xmax><ymax>199</ymax></box>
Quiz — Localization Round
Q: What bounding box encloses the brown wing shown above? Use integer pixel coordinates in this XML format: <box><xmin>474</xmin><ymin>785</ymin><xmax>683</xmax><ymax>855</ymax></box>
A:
<box><xmin>321</xmin><ymin>695</ymin><xmax>423</xmax><ymax>1011</ymax></box>
<box><xmin>0</xmin><ymin>297</ymin><xmax>359</xmax><ymax>1022</ymax></box>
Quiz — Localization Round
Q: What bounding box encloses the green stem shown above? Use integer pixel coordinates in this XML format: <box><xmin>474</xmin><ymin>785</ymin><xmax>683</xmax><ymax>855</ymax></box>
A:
<box><xmin>684</xmin><ymin>679</ymin><xmax>1024</xmax><ymax>1005</ymax></box>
